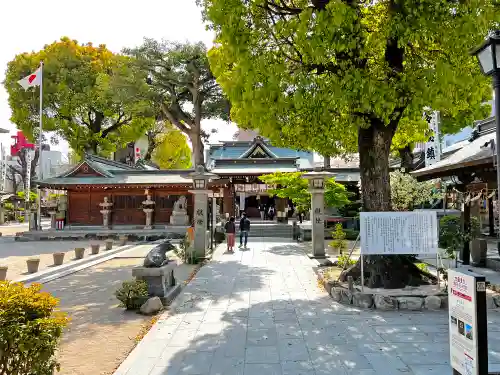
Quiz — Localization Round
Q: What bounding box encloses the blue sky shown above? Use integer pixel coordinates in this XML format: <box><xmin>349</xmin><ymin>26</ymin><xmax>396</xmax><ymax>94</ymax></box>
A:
<box><xmin>0</xmin><ymin>0</ymin><xmax>238</xmax><ymax>155</ymax></box>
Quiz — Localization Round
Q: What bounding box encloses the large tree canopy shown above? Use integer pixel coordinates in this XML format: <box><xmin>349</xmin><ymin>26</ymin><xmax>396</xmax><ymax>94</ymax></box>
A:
<box><xmin>123</xmin><ymin>39</ymin><xmax>230</xmax><ymax>167</ymax></box>
<box><xmin>201</xmin><ymin>0</ymin><xmax>495</xmax><ymax>212</ymax></box>
<box><xmin>152</xmin><ymin>124</ymin><xmax>192</xmax><ymax>169</ymax></box>
<box><xmin>3</xmin><ymin>37</ymin><xmax>155</xmax><ymax>156</ymax></box>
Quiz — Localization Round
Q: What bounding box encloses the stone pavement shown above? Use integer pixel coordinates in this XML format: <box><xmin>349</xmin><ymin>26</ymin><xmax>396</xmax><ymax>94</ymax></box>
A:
<box><xmin>113</xmin><ymin>238</ymin><xmax>500</xmax><ymax>375</ymax></box>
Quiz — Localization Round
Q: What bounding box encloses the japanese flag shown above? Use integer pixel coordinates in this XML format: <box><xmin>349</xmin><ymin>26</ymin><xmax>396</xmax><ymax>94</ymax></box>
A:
<box><xmin>17</xmin><ymin>67</ymin><xmax>41</xmax><ymax>90</ymax></box>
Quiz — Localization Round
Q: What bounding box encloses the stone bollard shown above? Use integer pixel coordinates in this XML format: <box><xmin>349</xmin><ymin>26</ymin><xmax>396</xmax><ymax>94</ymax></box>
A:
<box><xmin>0</xmin><ymin>232</ymin><xmax>3</xmax><ymax>237</ymax></box>
<box><xmin>91</xmin><ymin>243</ymin><xmax>100</xmax><ymax>255</ymax></box>
<box><xmin>119</xmin><ymin>235</ymin><xmax>128</xmax><ymax>246</ymax></box>
<box><xmin>53</xmin><ymin>252</ymin><xmax>65</xmax><ymax>266</ymax></box>
<box><xmin>74</xmin><ymin>247</ymin><xmax>85</xmax><ymax>260</ymax></box>
<box><xmin>105</xmin><ymin>239</ymin><xmax>113</xmax><ymax>250</ymax></box>
<box><xmin>0</xmin><ymin>266</ymin><xmax>7</xmax><ymax>281</ymax></box>
<box><xmin>26</xmin><ymin>258</ymin><xmax>40</xmax><ymax>274</ymax></box>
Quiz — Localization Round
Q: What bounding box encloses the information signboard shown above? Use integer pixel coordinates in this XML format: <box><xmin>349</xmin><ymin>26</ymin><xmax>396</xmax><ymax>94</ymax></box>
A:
<box><xmin>448</xmin><ymin>269</ymin><xmax>488</xmax><ymax>375</ymax></box>
<box><xmin>360</xmin><ymin>211</ymin><xmax>438</xmax><ymax>255</ymax></box>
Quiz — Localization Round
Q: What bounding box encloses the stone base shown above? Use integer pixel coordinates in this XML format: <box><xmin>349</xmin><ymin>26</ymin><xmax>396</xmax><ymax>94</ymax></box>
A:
<box><xmin>170</xmin><ymin>213</ymin><xmax>189</xmax><ymax>226</ymax></box>
<box><xmin>307</xmin><ymin>253</ymin><xmax>327</xmax><ymax>259</ymax></box>
<box><xmin>132</xmin><ymin>261</ymin><xmax>178</xmax><ymax>297</ymax></box>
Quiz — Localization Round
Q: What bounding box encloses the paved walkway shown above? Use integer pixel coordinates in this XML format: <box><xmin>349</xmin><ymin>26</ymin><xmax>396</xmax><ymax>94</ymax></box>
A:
<box><xmin>113</xmin><ymin>238</ymin><xmax>500</xmax><ymax>375</ymax></box>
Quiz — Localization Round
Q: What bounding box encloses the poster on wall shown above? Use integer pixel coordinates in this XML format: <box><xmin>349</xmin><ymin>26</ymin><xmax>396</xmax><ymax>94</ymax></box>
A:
<box><xmin>448</xmin><ymin>269</ymin><xmax>487</xmax><ymax>375</ymax></box>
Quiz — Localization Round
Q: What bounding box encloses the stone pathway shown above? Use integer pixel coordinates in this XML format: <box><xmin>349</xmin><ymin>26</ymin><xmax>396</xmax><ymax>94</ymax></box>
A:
<box><xmin>113</xmin><ymin>238</ymin><xmax>500</xmax><ymax>375</ymax></box>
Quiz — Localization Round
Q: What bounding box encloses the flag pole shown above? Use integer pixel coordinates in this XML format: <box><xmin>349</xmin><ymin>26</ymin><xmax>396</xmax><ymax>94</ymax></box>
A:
<box><xmin>36</xmin><ymin>61</ymin><xmax>43</xmax><ymax>231</ymax></box>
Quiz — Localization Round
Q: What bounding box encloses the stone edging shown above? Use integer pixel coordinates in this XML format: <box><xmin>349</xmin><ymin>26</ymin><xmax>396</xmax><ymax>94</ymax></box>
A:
<box><xmin>316</xmin><ymin>270</ymin><xmax>500</xmax><ymax>311</ymax></box>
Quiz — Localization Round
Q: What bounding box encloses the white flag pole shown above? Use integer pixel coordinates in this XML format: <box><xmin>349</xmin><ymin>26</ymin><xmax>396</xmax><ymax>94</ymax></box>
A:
<box><xmin>36</xmin><ymin>61</ymin><xmax>43</xmax><ymax>230</ymax></box>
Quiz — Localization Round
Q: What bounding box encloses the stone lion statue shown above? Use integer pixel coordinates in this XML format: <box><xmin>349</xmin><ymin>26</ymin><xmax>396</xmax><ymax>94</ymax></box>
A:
<box><xmin>173</xmin><ymin>196</ymin><xmax>187</xmax><ymax>212</ymax></box>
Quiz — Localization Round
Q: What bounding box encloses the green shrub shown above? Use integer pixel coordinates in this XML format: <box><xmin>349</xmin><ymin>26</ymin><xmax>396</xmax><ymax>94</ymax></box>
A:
<box><xmin>115</xmin><ymin>279</ymin><xmax>148</xmax><ymax>309</ymax></box>
<box><xmin>344</xmin><ymin>228</ymin><xmax>359</xmax><ymax>241</ymax></box>
<box><xmin>439</xmin><ymin>215</ymin><xmax>480</xmax><ymax>259</ymax></box>
<box><xmin>337</xmin><ymin>254</ymin><xmax>356</xmax><ymax>269</ymax></box>
<box><xmin>330</xmin><ymin>224</ymin><xmax>347</xmax><ymax>254</ymax></box>
<box><xmin>415</xmin><ymin>262</ymin><xmax>429</xmax><ymax>273</ymax></box>
<box><xmin>0</xmin><ymin>281</ymin><xmax>69</xmax><ymax>375</ymax></box>
<box><xmin>18</xmin><ymin>215</ymin><xmax>25</xmax><ymax>223</ymax></box>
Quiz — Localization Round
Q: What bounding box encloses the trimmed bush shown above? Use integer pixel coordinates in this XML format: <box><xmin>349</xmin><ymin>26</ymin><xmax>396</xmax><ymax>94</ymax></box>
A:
<box><xmin>115</xmin><ymin>279</ymin><xmax>148</xmax><ymax>310</ymax></box>
<box><xmin>0</xmin><ymin>281</ymin><xmax>69</xmax><ymax>374</ymax></box>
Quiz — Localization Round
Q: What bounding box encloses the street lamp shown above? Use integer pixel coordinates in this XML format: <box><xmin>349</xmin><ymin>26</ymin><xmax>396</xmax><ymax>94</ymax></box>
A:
<box><xmin>472</xmin><ymin>30</ymin><xmax>500</xmax><ymax>251</ymax></box>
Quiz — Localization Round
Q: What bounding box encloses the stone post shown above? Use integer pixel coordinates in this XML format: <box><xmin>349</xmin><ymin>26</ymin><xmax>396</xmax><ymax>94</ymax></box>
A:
<box><xmin>189</xmin><ymin>166</ymin><xmax>218</xmax><ymax>259</ymax></box>
<box><xmin>0</xmin><ymin>206</ymin><xmax>4</xmax><ymax>225</ymax></box>
<box><xmin>48</xmin><ymin>211</ymin><xmax>57</xmax><ymax>229</ymax></box>
<box><xmin>302</xmin><ymin>168</ymin><xmax>335</xmax><ymax>259</ymax></box>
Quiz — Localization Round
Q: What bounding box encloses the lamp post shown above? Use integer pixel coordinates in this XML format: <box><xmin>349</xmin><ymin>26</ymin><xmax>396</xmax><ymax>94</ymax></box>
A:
<box><xmin>302</xmin><ymin>167</ymin><xmax>335</xmax><ymax>259</ymax></box>
<box><xmin>472</xmin><ymin>30</ymin><xmax>500</xmax><ymax>252</ymax></box>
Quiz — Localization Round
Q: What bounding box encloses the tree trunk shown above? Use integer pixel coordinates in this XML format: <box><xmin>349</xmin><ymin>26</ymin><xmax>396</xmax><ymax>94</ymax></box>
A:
<box><xmin>190</xmin><ymin>131</ymin><xmax>204</xmax><ymax>167</ymax></box>
<box><xmin>340</xmin><ymin>121</ymin><xmax>437</xmax><ymax>288</ymax></box>
<box><xmin>398</xmin><ymin>145</ymin><xmax>413</xmax><ymax>172</ymax></box>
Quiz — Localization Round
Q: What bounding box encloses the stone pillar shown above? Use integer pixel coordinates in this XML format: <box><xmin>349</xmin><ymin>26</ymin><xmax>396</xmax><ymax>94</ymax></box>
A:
<box><xmin>189</xmin><ymin>166</ymin><xmax>218</xmax><ymax>259</ymax></box>
<box><xmin>310</xmin><ymin>190</ymin><xmax>326</xmax><ymax>258</ymax></box>
<box><xmin>190</xmin><ymin>190</ymin><xmax>210</xmax><ymax>258</ymax></box>
<box><xmin>239</xmin><ymin>192</ymin><xmax>246</xmax><ymax>213</ymax></box>
<box><xmin>144</xmin><ymin>209</ymin><xmax>153</xmax><ymax>229</ymax></box>
<box><xmin>0</xmin><ymin>206</ymin><xmax>4</xmax><ymax>225</ymax></box>
<box><xmin>49</xmin><ymin>211</ymin><xmax>57</xmax><ymax>229</ymax></box>
<box><xmin>223</xmin><ymin>187</ymin><xmax>234</xmax><ymax>217</ymax></box>
<box><xmin>303</xmin><ymin>168</ymin><xmax>335</xmax><ymax>259</ymax></box>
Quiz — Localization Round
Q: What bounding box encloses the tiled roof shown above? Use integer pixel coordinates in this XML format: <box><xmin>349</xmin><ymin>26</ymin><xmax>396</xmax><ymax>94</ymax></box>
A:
<box><xmin>37</xmin><ymin>173</ymin><xmax>193</xmax><ymax>186</ymax></box>
<box><xmin>211</xmin><ymin>164</ymin><xmax>299</xmax><ymax>174</ymax></box>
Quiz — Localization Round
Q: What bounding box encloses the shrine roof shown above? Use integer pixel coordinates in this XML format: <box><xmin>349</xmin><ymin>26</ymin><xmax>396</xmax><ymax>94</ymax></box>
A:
<box><xmin>211</xmin><ymin>163</ymin><xmax>299</xmax><ymax>175</ymax></box>
<box><xmin>412</xmin><ymin>118</ymin><xmax>496</xmax><ymax>180</ymax></box>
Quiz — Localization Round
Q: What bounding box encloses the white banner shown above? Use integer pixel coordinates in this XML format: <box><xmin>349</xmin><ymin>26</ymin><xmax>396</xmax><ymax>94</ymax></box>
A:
<box><xmin>360</xmin><ymin>211</ymin><xmax>438</xmax><ymax>255</ymax></box>
<box><xmin>424</xmin><ymin>110</ymin><xmax>441</xmax><ymax>166</ymax></box>
<box><xmin>0</xmin><ymin>144</ymin><xmax>6</xmax><ymax>192</ymax></box>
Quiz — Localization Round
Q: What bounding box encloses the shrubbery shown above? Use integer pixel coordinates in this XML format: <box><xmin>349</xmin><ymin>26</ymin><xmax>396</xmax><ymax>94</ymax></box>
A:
<box><xmin>115</xmin><ymin>279</ymin><xmax>148</xmax><ymax>309</ymax></box>
<box><xmin>0</xmin><ymin>281</ymin><xmax>69</xmax><ymax>375</ymax></box>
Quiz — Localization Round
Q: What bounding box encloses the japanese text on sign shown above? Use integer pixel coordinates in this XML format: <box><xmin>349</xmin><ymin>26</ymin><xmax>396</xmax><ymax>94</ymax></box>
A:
<box><xmin>360</xmin><ymin>211</ymin><xmax>438</xmax><ymax>255</ymax></box>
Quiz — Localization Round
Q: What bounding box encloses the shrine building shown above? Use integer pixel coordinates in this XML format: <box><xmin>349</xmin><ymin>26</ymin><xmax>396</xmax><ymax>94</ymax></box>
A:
<box><xmin>37</xmin><ymin>136</ymin><xmax>361</xmax><ymax>228</ymax></box>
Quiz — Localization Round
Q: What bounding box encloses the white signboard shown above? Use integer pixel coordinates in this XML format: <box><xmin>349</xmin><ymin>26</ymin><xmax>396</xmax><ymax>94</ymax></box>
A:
<box><xmin>360</xmin><ymin>211</ymin><xmax>438</xmax><ymax>255</ymax></box>
<box><xmin>424</xmin><ymin>110</ymin><xmax>441</xmax><ymax>166</ymax></box>
<box><xmin>448</xmin><ymin>269</ymin><xmax>478</xmax><ymax>375</ymax></box>
<box><xmin>25</xmin><ymin>151</ymin><xmax>32</xmax><ymax>202</ymax></box>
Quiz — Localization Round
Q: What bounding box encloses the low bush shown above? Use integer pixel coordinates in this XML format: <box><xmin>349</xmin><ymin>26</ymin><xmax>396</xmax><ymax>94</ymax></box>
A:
<box><xmin>330</xmin><ymin>224</ymin><xmax>347</xmax><ymax>254</ymax></box>
<box><xmin>115</xmin><ymin>279</ymin><xmax>148</xmax><ymax>310</ymax></box>
<box><xmin>0</xmin><ymin>281</ymin><xmax>69</xmax><ymax>375</ymax></box>
<box><xmin>344</xmin><ymin>228</ymin><xmax>359</xmax><ymax>241</ymax></box>
<box><xmin>337</xmin><ymin>254</ymin><xmax>356</xmax><ymax>269</ymax></box>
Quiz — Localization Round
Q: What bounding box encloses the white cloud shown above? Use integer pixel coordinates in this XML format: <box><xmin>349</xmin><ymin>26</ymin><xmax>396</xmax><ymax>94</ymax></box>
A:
<box><xmin>0</xmin><ymin>0</ymin><xmax>236</xmax><ymax>154</ymax></box>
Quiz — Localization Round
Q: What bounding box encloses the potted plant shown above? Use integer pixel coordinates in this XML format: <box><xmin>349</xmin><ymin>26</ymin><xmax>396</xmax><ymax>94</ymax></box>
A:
<box><xmin>53</xmin><ymin>252</ymin><xmax>65</xmax><ymax>266</ymax></box>
<box><xmin>26</xmin><ymin>258</ymin><xmax>40</xmax><ymax>274</ymax></box>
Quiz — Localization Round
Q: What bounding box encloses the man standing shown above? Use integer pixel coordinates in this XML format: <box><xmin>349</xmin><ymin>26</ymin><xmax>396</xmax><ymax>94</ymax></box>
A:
<box><xmin>239</xmin><ymin>212</ymin><xmax>251</xmax><ymax>248</ymax></box>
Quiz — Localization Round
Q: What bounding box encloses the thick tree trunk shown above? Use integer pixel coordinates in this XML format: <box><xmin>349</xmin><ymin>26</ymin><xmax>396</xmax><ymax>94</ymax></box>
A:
<box><xmin>398</xmin><ymin>145</ymin><xmax>413</xmax><ymax>172</ymax></box>
<box><xmin>340</xmin><ymin>121</ymin><xmax>437</xmax><ymax>288</ymax></box>
<box><xmin>190</xmin><ymin>131</ymin><xmax>204</xmax><ymax>167</ymax></box>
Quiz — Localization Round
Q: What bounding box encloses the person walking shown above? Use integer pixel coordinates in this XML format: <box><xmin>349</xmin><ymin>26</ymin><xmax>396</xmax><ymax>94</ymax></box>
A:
<box><xmin>239</xmin><ymin>212</ymin><xmax>251</xmax><ymax>248</ymax></box>
<box><xmin>224</xmin><ymin>217</ymin><xmax>236</xmax><ymax>252</ymax></box>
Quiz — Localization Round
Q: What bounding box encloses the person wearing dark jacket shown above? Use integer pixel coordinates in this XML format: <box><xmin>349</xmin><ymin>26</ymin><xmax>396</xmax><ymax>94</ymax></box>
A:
<box><xmin>224</xmin><ymin>217</ymin><xmax>236</xmax><ymax>252</ymax></box>
<box><xmin>239</xmin><ymin>212</ymin><xmax>251</xmax><ymax>248</ymax></box>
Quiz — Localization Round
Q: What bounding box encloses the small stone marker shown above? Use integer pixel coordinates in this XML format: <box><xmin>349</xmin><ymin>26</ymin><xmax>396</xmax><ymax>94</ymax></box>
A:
<box><xmin>347</xmin><ymin>276</ymin><xmax>354</xmax><ymax>292</ymax></box>
<box><xmin>140</xmin><ymin>296</ymin><xmax>163</xmax><ymax>315</ymax></box>
<box><xmin>119</xmin><ymin>235</ymin><xmax>128</xmax><ymax>246</ymax></box>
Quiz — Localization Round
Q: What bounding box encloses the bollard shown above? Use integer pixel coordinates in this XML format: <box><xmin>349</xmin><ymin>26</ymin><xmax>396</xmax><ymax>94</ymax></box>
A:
<box><xmin>53</xmin><ymin>252</ymin><xmax>65</xmax><ymax>266</ymax></box>
<box><xmin>26</xmin><ymin>258</ymin><xmax>40</xmax><ymax>274</ymax></box>
<box><xmin>74</xmin><ymin>247</ymin><xmax>85</xmax><ymax>260</ymax></box>
<box><xmin>0</xmin><ymin>266</ymin><xmax>7</xmax><ymax>281</ymax></box>
<box><xmin>105</xmin><ymin>239</ymin><xmax>113</xmax><ymax>250</ymax></box>
<box><xmin>119</xmin><ymin>235</ymin><xmax>128</xmax><ymax>246</ymax></box>
<box><xmin>91</xmin><ymin>243</ymin><xmax>100</xmax><ymax>255</ymax></box>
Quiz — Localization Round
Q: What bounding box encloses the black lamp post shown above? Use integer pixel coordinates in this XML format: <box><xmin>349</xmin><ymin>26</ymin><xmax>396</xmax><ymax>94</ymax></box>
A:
<box><xmin>472</xmin><ymin>30</ymin><xmax>500</xmax><ymax>252</ymax></box>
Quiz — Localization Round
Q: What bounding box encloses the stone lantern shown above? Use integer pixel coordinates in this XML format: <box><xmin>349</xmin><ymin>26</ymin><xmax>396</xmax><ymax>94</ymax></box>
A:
<box><xmin>189</xmin><ymin>165</ymin><xmax>218</xmax><ymax>258</ymax></box>
<box><xmin>302</xmin><ymin>167</ymin><xmax>335</xmax><ymax>259</ymax></box>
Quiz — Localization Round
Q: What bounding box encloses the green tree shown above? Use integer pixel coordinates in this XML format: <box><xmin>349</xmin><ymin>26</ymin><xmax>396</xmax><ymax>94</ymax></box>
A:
<box><xmin>259</xmin><ymin>172</ymin><xmax>350</xmax><ymax>213</ymax></box>
<box><xmin>200</xmin><ymin>0</ymin><xmax>494</xmax><ymax>211</ymax></box>
<box><xmin>390</xmin><ymin>169</ymin><xmax>442</xmax><ymax>211</ymax></box>
<box><xmin>3</xmin><ymin>37</ymin><xmax>155</xmax><ymax>156</ymax></box>
<box><xmin>152</xmin><ymin>124</ymin><xmax>192</xmax><ymax>169</ymax></box>
<box><xmin>123</xmin><ymin>39</ymin><xmax>230</xmax><ymax>167</ymax></box>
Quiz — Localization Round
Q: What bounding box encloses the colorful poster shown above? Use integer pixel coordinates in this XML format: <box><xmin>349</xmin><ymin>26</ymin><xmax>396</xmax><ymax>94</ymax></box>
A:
<box><xmin>448</xmin><ymin>269</ymin><xmax>478</xmax><ymax>375</ymax></box>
